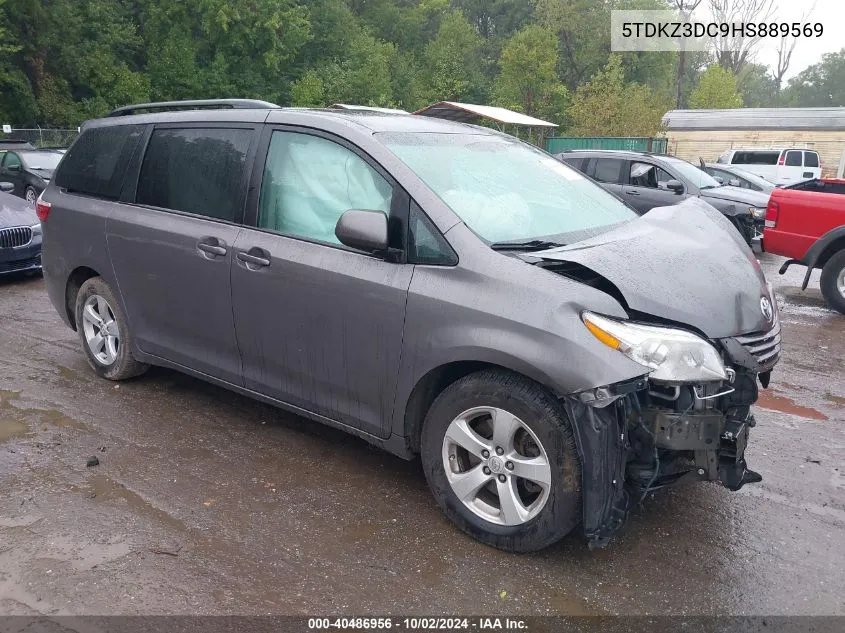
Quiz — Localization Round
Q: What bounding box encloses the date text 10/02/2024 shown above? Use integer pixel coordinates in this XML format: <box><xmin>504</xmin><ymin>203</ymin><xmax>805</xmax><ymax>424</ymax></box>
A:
<box><xmin>307</xmin><ymin>618</ymin><xmax>529</xmax><ymax>630</ymax></box>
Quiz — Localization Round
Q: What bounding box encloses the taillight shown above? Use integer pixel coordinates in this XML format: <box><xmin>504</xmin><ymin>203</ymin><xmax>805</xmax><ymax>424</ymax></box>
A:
<box><xmin>35</xmin><ymin>199</ymin><xmax>51</xmax><ymax>222</ymax></box>
<box><xmin>777</xmin><ymin>152</ymin><xmax>785</xmax><ymax>165</ymax></box>
<box><xmin>765</xmin><ymin>199</ymin><xmax>779</xmax><ymax>228</ymax></box>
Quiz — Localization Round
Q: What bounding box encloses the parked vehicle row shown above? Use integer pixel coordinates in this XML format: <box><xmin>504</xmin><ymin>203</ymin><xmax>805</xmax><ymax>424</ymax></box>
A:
<box><xmin>0</xmin><ymin>138</ymin><xmax>65</xmax><ymax>203</ymax></box>
<box><xmin>556</xmin><ymin>149</ymin><xmax>767</xmax><ymax>245</ymax></box>
<box><xmin>37</xmin><ymin>99</ymin><xmax>778</xmax><ymax>552</ymax></box>
<box><xmin>764</xmin><ymin>178</ymin><xmax>845</xmax><ymax>314</ymax></box>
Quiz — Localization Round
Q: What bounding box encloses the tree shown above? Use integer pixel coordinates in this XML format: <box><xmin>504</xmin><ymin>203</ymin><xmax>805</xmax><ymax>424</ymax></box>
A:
<box><xmin>668</xmin><ymin>0</ymin><xmax>704</xmax><ymax>108</ymax></box>
<box><xmin>493</xmin><ymin>25</ymin><xmax>569</xmax><ymax>122</ymax></box>
<box><xmin>737</xmin><ymin>63</ymin><xmax>776</xmax><ymax>107</ymax></box>
<box><xmin>688</xmin><ymin>64</ymin><xmax>743</xmax><ymax>108</ymax></box>
<box><xmin>452</xmin><ymin>0</ymin><xmax>534</xmax><ymax>39</ymax></box>
<box><xmin>142</xmin><ymin>0</ymin><xmax>311</xmax><ymax>107</ymax></box>
<box><xmin>567</xmin><ymin>55</ymin><xmax>668</xmax><ymax>136</ymax></box>
<box><xmin>773</xmin><ymin>1</ymin><xmax>816</xmax><ymax>104</ymax></box>
<box><xmin>782</xmin><ymin>49</ymin><xmax>845</xmax><ymax>107</ymax></box>
<box><xmin>709</xmin><ymin>0</ymin><xmax>775</xmax><ymax>74</ymax></box>
<box><xmin>532</xmin><ymin>0</ymin><xmax>611</xmax><ymax>91</ymax></box>
<box><xmin>0</xmin><ymin>0</ymin><xmax>38</xmax><ymax>123</ymax></box>
<box><xmin>420</xmin><ymin>10</ymin><xmax>486</xmax><ymax>103</ymax></box>
<box><xmin>291</xmin><ymin>31</ymin><xmax>397</xmax><ymax>107</ymax></box>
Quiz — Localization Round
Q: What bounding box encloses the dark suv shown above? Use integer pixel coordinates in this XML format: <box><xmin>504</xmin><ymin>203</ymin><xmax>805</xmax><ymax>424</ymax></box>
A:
<box><xmin>557</xmin><ymin>150</ymin><xmax>769</xmax><ymax>245</ymax></box>
<box><xmin>39</xmin><ymin>100</ymin><xmax>779</xmax><ymax>552</ymax></box>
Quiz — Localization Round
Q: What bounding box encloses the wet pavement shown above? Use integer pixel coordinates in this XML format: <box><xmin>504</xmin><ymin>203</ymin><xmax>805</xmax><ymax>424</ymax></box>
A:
<box><xmin>0</xmin><ymin>253</ymin><xmax>843</xmax><ymax>616</ymax></box>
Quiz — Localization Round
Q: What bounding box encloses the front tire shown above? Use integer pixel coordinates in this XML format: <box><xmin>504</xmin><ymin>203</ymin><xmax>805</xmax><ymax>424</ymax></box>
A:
<box><xmin>420</xmin><ymin>369</ymin><xmax>581</xmax><ymax>552</ymax></box>
<box><xmin>74</xmin><ymin>277</ymin><xmax>149</xmax><ymax>380</ymax></box>
<box><xmin>820</xmin><ymin>250</ymin><xmax>845</xmax><ymax>315</ymax></box>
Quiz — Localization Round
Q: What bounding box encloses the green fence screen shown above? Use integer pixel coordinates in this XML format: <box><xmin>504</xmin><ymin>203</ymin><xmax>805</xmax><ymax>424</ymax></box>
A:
<box><xmin>546</xmin><ymin>137</ymin><xmax>668</xmax><ymax>154</ymax></box>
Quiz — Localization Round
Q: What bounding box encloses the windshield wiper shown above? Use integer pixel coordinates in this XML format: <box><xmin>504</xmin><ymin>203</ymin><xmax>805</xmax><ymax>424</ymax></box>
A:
<box><xmin>490</xmin><ymin>239</ymin><xmax>564</xmax><ymax>252</ymax></box>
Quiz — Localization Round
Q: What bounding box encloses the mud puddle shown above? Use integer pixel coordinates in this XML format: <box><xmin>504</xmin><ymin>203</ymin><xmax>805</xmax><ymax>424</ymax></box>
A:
<box><xmin>0</xmin><ymin>418</ymin><xmax>29</xmax><ymax>442</ymax></box>
<box><xmin>77</xmin><ymin>474</ymin><xmax>187</xmax><ymax>532</ymax></box>
<box><xmin>756</xmin><ymin>392</ymin><xmax>828</xmax><ymax>420</ymax></box>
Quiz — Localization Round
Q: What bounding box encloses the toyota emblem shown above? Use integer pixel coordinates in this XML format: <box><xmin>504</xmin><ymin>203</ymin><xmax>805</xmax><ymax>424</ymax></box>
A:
<box><xmin>760</xmin><ymin>296</ymin><xmax>774</xmax><ymax>322</ymax></box>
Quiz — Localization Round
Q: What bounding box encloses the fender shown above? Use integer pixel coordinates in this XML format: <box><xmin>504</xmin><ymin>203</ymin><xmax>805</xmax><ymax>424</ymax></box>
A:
<box><xmin>799</xmin><ymin>225</ymin><xmax>845</xmax><ymax>290</ymax></box>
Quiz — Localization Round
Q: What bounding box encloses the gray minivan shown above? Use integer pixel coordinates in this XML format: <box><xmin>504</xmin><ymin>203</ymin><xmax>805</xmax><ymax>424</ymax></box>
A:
<box><xmin>38</xmin><ymin>100</ymin><xmax>780</xmax><ymax>552</ymax></box>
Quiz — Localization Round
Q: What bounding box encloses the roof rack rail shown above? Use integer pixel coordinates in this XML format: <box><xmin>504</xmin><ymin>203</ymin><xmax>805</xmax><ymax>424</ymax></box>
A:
<box><xmin>107</xmin><ymin>99</ymin><xmax>281</xmax><ymax>117</ymax></box>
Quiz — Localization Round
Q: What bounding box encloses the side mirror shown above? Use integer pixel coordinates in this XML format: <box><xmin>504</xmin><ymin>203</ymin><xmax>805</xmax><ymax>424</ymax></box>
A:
<box><xmin>666</xmin><ymin>179</ymin><xmax>684</xmax><ymax>194</ymax></box>
<box><xmin>729</xmin><ymin>178</ymin><xmax>741</xmax><ymax>187</ymax></box>
<box><xmin>713</xmin><ymin>176</ymin><xmax>724</xmax><ymax>184</ymax></box>
<box><xmin>335</xmin><ymin>209</ymin><xmax>389</xmax><ymax>253</ymax></box>
<box><xmin>0</xmin><ymin>182</ymin><xmax>13</xmax><ymax>192</ymax></box>
<box><xmin>7</xmin><ymin>164</ymin><xmax>20</xmax><ymax>172</ymax></box>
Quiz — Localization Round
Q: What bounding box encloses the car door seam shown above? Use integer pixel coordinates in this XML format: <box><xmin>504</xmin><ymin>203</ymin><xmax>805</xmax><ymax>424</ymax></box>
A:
<box><xmin>388</xmin><ymin>264</ymin><xmax>416</xmax><ymax>441</ymax></box>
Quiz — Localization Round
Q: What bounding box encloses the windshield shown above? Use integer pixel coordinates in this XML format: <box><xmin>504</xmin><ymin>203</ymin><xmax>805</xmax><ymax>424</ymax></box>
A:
<box><xmin>19</xmin><ymin>151</ymin><xmax>63</xmax><ymax>171</ymax></box>
<box><xmin>378</xmin><ymin>132</ymin><xmax>636</xmax><ymax>244</ymax></box>
<box><xmin>663</xmin><ymin>157</ymin><xmax>721</xmax><ymax>190</ymax></box>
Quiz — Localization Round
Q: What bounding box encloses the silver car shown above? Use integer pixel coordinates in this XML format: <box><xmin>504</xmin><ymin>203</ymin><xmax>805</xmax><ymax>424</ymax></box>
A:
<box><xmin>39</xmin><ymin>100</ymin><xmax>780</xmax><ymax>552</ymax></box>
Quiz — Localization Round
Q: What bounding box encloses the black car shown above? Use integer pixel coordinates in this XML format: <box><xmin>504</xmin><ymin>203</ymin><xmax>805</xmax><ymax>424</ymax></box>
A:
<box><xmin>0</xmin><ymin>183</ymin><xmax>42</xmax><ymax>275</ymax></box>
<box><xmin>0</xmin><ymin>147</ymin><xmax>64</xmax><ymax>204</ymax></box>
<box><xmin>557</xmin><ymin>150</ymin><xmax>769</xmax><ymax>245</ymax></box>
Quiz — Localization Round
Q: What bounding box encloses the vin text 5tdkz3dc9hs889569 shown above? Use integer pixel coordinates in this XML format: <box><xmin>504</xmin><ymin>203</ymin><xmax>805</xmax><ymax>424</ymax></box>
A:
<box><xmin>37</xmin><ymin>99</ymin><xmax>779</xmax><ymax>551</ymax></box>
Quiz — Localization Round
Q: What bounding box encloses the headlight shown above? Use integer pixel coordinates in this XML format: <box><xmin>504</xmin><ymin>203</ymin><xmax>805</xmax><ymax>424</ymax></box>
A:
<box><xmin>749</xmin><ymin>206</ymin><xmax>766</xmax><ymax>219</ymax></box>
<box><xmin>30</xmin><ymin>223</ymin><xmax>42</xmax><ymax>236</ymax></box>
<box><xmin>582</xmin><ymin>312</ymin><xmax>728</xmax><ymax>383</ymax></box>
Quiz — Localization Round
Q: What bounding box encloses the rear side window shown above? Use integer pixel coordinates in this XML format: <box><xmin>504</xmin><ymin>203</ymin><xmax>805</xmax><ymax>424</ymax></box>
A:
<box><xmin>136</xmin><ymin>127</ymin><xmax>252</xmax><ymax>222</ymax></box>
<box><xmin>54</xmin><ymin>125</ymin><xmax>143</xmax><ymax>198</ymax></box>
<box><xmin>560</xmin><ymin>156</ymin><xmax>584</xmax><ymax>171</ymax></box>
<box><xmin>784</xmin><ymin>150</ymin><xmax>802</xmax><ymax>166</ymax></box>
<box><xmin>732</xmin><ymin>151</ymin><xmax>779</xmax><ymax>165</ymax></box>
<box><xmin>804</xmin><ymin>151</ymin><xmax>819</xmax><ymax>168</ymax></box>
<box><xmin>590</xmin><ymin>158</ymin><xmax>623</xmax><ymax>184</ymax></box>
<box><xmin>2</xmin><ymin>152</ymin><xmax>21</xmax><ymax>169</ymax></box>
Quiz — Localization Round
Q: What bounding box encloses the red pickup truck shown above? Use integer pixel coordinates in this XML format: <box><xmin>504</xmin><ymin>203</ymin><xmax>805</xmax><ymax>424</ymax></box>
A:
<box><xmin>764</xmin><ymin>179</ymin><xmax>845</xmax><ymax>314</ymax></box>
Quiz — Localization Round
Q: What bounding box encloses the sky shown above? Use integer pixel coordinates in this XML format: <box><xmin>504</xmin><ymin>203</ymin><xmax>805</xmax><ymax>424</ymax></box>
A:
<box><xmin>695</xmin><ymin>0</ymin><xmax>845</xmax><ymax>80</ymax></box>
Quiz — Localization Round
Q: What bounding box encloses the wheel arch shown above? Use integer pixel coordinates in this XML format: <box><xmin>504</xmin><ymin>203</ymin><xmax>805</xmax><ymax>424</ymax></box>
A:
<box><xmin>400</xmin><ymin>358</ymin><xmax>557</xmax><ymax>455</ymax></box>
<box><xmin>804</xmin><ymin>226</ymin><xmax>845</xmax><ymax>269</ymax></box>
<box><xmin>65</xmin><ymin>266</ymin><xmax>101</xmax><ymax>331</ymax></box>
<box><xmin>800</xmin><ymin>227</ymin><xmax>845</xmax><ymax>290</ymax></box>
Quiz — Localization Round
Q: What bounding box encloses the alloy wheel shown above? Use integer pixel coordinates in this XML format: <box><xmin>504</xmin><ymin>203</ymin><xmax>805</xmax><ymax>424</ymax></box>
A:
<box><xmin>81</xmin><ymin>294</ymin><xmax>120</xmax><ymax>365</ymax></box>
<box><xmin>441</xmin><ymin>406</ymin><xmax>552</xmax><ymax>526</ymax></box>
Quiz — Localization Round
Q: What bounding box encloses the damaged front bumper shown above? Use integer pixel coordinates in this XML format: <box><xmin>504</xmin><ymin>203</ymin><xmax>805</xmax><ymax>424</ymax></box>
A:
<box><xmin>565</xmin><ymin>367</ymin><xmax>765</xmax><ymax>549</ymax></box>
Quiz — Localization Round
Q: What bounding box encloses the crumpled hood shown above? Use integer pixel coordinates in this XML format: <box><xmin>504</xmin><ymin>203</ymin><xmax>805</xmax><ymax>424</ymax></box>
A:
<box><xmin>700</xmin><ymin>185</ymin><xmax>769</xmax><ymax>208</ymax></box>
<box><xmin>0</xmin><ymin>191</ymin><xmax>38</xmax><ymax>227</ymax></box>
<box><xmin>535</xmin><ymin>198</ymin><xmax>773</xmax><ymax>338</ymax></box>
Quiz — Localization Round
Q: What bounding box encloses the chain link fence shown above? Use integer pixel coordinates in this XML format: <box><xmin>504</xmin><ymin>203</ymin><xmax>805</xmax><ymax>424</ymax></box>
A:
<box><xmin>1</xmin><ymin>127</ymin><xmax>79</xmax><ymax>149</ymax></box>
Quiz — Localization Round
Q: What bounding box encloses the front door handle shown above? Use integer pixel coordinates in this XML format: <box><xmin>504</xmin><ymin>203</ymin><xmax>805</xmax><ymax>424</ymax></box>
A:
<box><xmin>624</xmin><ymin>190</ymin><xmax>640</xmax><ymax>196</ymax></box>
<box><xmin>237</xmin><ymin>248</ymin><xmax>271</xmax><ymax>268</ymax></box>
<box><xmin>197</xmin><ymin>237</ymin><xmax>227</xmax><ymax>258</ymax></box>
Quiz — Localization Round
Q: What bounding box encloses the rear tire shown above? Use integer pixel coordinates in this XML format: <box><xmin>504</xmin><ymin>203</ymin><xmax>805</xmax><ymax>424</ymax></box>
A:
<box><xmin>25</xmin><ymin>186</ymin><xmax>38</xmax><ymax>205</ymax></box>
<box><xmin>420</xmin><ymin>369</ymin><xmax>581</xmax><ymax>552</ymax></box>
<box><xmin>820</xmin><ymin>250</ymin><xmax>845</xmax><ymax>315</ymax></box>
<box><xmin>74</xmin><ymin>277</ymin><xmax>149</xmax><ymax>380</ymax></box>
